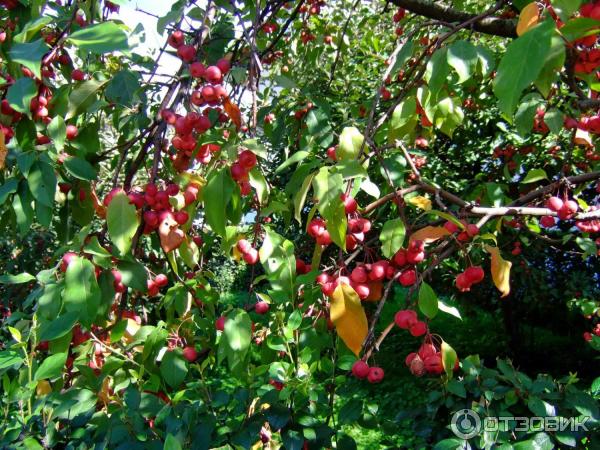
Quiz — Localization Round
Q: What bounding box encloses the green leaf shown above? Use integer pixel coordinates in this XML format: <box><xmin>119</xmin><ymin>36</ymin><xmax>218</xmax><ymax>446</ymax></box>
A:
<box><xmin>38</xmin><ymin>312</ymin><xmax>77</xmax><ymax>342</ymax></box>
<box><xmin>379</xmin><ymin>218</ymin><xmax>406</xmax><ymax>259</ymax></box>
<box><xmin>249</xmin><ymin>168</ymin><xmax>269</xmax><ymax>205</ymax></box>
<box><xmin>13</xmin><ymin>17</ymin><xmax>53</xmax><ymax>43</ymax></box>
<box><xmin>27</xmin><ymin>161</ymin><xmax>56</xmax><ymax>207</ymax></box>
<box><xmin>544</xmin><ymin>108</ymin><xmax>564</xmax><ymax>134</ymax></box>
<box><xmin>493</xmin><ymin>19</ymin><xmax>554</xmax><ymax>119</ymax></box>
<box><xmin>425</xmin><ymin>48</ymin><xmax>449</xmax><ymax>92</ymax></box>
<box><xmin>441</xmin><ymin>341</ymin><xmax>457</xmax><ymax>379</ymax></box>
<box><xmin>6</xmin><ymin>77</ymin><xmax>37</xmax><ymax>114</ymax></box>
<box><xmin>66</xmin><ymin>79</ymin><xmax>108</xmax><ymax>120</ymax></box>
<box><xmin>163</xmin><ymin>434</ymin><xmax>183</xmax><ymax>450</ymax></box>
<box><xmin>63</xmin><ymin>257</ymin><xmax>101</xmax><ymax>327</ymax></box>
<box><xmin>34</xmin><ymin>352</ymin><xmax>67</xmax><ymax>381</ymax></box>
<box><xmin>312</xmin><ymin>167</ymin><xmax>346</xmax><ymax>250</ymax></box>
<box><xmin>273</xmin><ymin>75</ymin><xmax>298</xmax><ymax>89</ymax></box>
<box><xmin>223</xmin><ymin>309</ymin><xmax>252</xmax><ymax>374</ymax></box>
<box><xmin>203</xmin><ymin>168</ymin><xmax>236</xmax><ymax>237</ymax></box>
<box><xmin>294</xmin><ymin>172</ymin><xmax>315</xmax><ymax>224</ymax></box>
<box><xmin>0</xmin><ymin>272</ymin><xmax>35</xmax><ymax>284</ymax></box>
<box><xmin>107</xmin><ymin>192</ymin><xmax>139</xmax><ymax>256</ymax></box>
<box><xmin>276</xmin><ymin>151</ymin><xmax>310</xmax><ymax>173</ymax></box>
<box><xmin>388</xmin><ymin>97</ymin><xmax>417</xmax><ymax>141</ymax></box>
<box><xmin>63</xmin><ymin>156</ymin><xmax>97</xmax><ymax>181</ymax></box>
<box><xmin>259</xmin><ymin>228</ymin><xmax>296</xmax><ymax>298</ymax></box>
<box><xmin>515</xmin><ymin>93</ymin><xmax>543</xmax><ymax>136</ymax></box>
<box><xmin>117</xmin><ymin>259</ymin><xmax>148</xmax><ymax>292</ymax></box>
<box><xmin>0</xmin><ymin>350</ymin><xmax>23</xmax><ymax>370</ymax></box>
<box><xmin>160</xmin><ymin>349</ymin><xmax>188</xmax><ymax>388</ymax></box>
<box><xmin>418</xmin><ymin>282</ymin><xmax>438</xmax><ymax>319</ymax></box>
<box><xmin>47</xmin><ymin>116</ymin><xmax>66</xmax><ymax>152</ymax></box>
<box><xmin>522</xmin><ymin>168</ymin><xmax>548</xmax><ymax>184</ymax></box>
<box><xmin>8</xmin><ymin>39</ymin><xmax>49</xmax><ymax>80</ymax></box>
<box><xmin>560</xmin><ymin>17</ymin><xmax>600</xmax><ymax>42</ymax></box>
<box><xmin>105</xmin><ymin>70</ymin><xmax>142</xmax><ymax>106</ymax></box>
<box><xmin>67</xmin><ymin>22</ymin><xmax>129</xmax><ymax>53</ymax></box>
<box><xmin>446</xmin><ymin>40</ymin><xmax>478</xmax><ymax>83</ymax></box>
<box><xmin>0</xmin><ymin>178</ymin><xmax>19</xmax><ymax>205</ymax></box>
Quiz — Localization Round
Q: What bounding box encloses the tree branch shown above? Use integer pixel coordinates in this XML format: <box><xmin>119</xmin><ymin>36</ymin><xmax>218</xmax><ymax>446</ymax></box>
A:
<box><xmin>388</xmin><ymin>0</ymin><xmax>516</xmax><ymax>37</ymax></box>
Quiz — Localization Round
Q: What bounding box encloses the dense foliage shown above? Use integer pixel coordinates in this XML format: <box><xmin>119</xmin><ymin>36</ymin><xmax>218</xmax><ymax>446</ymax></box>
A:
<box><xmin>0</xmin><ymin>0</ymin><xmax>599</xmax><ymax>448</ymax></box>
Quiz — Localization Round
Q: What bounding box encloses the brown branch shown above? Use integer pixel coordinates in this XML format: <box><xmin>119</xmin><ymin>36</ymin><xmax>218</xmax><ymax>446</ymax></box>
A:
<box><xmin>389</xmin><ymin>0</ymin><xmax>516</xmax><ymax>37</ymax></box>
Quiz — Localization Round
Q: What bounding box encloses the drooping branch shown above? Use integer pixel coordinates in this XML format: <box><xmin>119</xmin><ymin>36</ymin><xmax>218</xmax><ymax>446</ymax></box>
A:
<box><xmin>388</xmin><ymin>0</ymin><xmax>517</xmax><ymax>37</ymax></box>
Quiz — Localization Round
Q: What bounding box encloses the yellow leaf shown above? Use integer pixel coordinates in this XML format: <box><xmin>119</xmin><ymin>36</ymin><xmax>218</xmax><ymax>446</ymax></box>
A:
<box><xmin>485</xmin><ymin>245</ymin><xmax>512</xmax><ymax>297</ymax></box>
<box><xmin>517</xmin><ymin>2</ymin><xmax>540</xmax><ymax>36</ymax></box>
<box><xmin>223</xmin><ymin>96</ymin><xmax>243</xmax><ymax>129</ymax></box>
<box><xmin>330</xmin><ymin>283</ymin><xmax>368</xmax><ymax>356</ymax></box>
<box><xmin>573</xmin><ymin>129</ymin><xmax>593</xmax><ymax>148</ymax></box>
<box><xmin>409</xmin><ymin>226</ymin><xmax>450</xmax><ymax>243</ymax></box>
<box><xmin>408</xmin><ymin>195</ymin><xmax>432</xmax><ymax>211</ymax></box>
<box><xmin>123</xmin><ymin>318</ymin><xmax>140</xmax><ymax>343</ymax></box>
<box><xmin>36</xmin><ymin>380</ymin><xmax>52</xmax><ymax>396</ymax></box>
<box><xmin>0</xmin><ymin>129</ymin><xmax>6</xmax><ymax>170</ymax></box>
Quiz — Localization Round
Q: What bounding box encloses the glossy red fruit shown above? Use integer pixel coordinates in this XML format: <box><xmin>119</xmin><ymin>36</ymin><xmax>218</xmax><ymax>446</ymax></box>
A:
<box><xmin>398</xmin><ymin>269</ymin><xmax>416</xmax><ymax>287</ymax></box>
<box><xmin>423</xmin><ymin>354</ymin><xmax>443</xmax><ymax>374</ymax></box>
<box><xmin>418</xmin><ymin>343</ymin><xmax>437</xmax><ymax>360</ymax></box>
<box><xmin>367</xmin><ymin>366</ymin><xmax>384</xmax><ymax>383</ymax></box>
<box><xmin>177</xmin><ymin>45</ymin><xmax>196</xmax><ymax>62</ymax></box>
<box><xmin>340</xmin><ymin>193</ymin><xmax>358</xmax><ymax>214</ymax></box>
<box><xmin>237</xmin><ymin>239</ymin><xmax>252</xmax><ymax>254</ymax></box>
<box><xmin>60</xmin><ymin>252</ymin><xmax>77</xmax><ymax>272</ymax></box>
<box><xmin>66</xmin><ymin>124</ymin><xmax>78</xmax><ymax>140</ymax></box>
<box><xmin>393</xmin><ymin>249</ymin><xmax>407</xmax><ymax>267</ymax></box>
<box><xmin>409</xmin><ymin>321</ymin><xmax>427</xmax><ymax>337</ymax></box>
<box><xmin>168</xmin><ymin>30</ymin><xmax>185</xmax><ymax>48</ymax></box>
<box><xmin>394</xmin><ymin>309</ymin><xmax>417</xmax><ymax>329</ymax></box>
<box><xmin>455</xmin><ymin>273</ymin><xmax>471</xmax><ymax>292</ymax></box>
<box><xmin>351</xmin><ymin>360</ymin><xmax>370</xmax><ymax>379</ymax></box>
<box><xmin>239</xmin><ymin>150</ymin><xmax>257</xmax><ymax>169</ymax></box>
<box><xmin>369</xmin><ymin>261</ymin><xmax>388</xmax><ymax>281</ymax></box>
<box><xmin>230</xmin><ymin>162</ymin><xmax>248</xmax><ymax>181</ymax></box>
<box><xmin>182</xmin><ymin>346</ymin><xmax>198</xmax><ymax>362</ymax></box>
<box><xmin>216</xmin><ymin>58</ymin><xmax>231</xmax><ymax>74</ymax></box>
<box><xmin>255</xmin><ymin>301</ymin><xmax>270</xmax><ymax>314</ymax></box>
<box><xmin>350</xmin><ymin>266</ymin><xmax>368</xmax><ymax>283</ymax></box>
<box><xmin>215</xmin><ymin>316</ymin><xmax>226</xmax><ymax>331</ymax></box>
<box><xmin>243</xmin><ymin>248</ymin><xmax>259</xmax><ymax>264</ymax></box>
<box><xmin>204</xmin><ymin>65</ymin><xmax>222</xmax><ymax>84</ymax></box>
<box><xmin>154</xmin><ymin>274</ymin><xmax>168</xmax><ymax>287</ymax></box>
<box><xmin>444</xmin><ymin>220</ymin><xmax>460</xmax><ymax>233</ymax></box>
<box><xmin>546</xmin><ymin>196</ymin><xmax>563</xmax><ymax>212</ymax></box>
<box><xmin>326</xmin><ymin>146</ymin><xmax>337</xmax><ymax>160</ymax></box>
<box><xmin>143</xmin><ymin>210</ymin><xmax>159</xmax><ymax>228</ymax></box>
<box><xmin>71</xmin><ymin>69</ymin><xmax>85</xmax><ymax>81</ymax></box>
<box><xmin>353</xmin><ymin>283</ymin><xmax>370</xmax><ymax>300</ymax></box>
<box><xmin>540</xmin><ymin>215</ymin><xmax>555</xmax><ymax>228</ymax></box>
<box><xmin>174</xmin><ymin>210</ymin><xmax>189</xmax><ymax>225</ymax></box>
<box><xmin>464</xmin><ymin>266</ymin><xmax>484</xmax><ymax>284</ymax></box>
<box><xmin>189</xmin><ymin>62</ymin><xmax>206</xmax><ymax>78</ymax></box>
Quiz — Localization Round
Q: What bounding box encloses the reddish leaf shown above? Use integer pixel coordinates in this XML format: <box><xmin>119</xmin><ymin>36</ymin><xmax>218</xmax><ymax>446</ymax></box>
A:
<box><xmin>159</xmin><ymin>213</ymin><xmax>185</xmax><ymax>253</ymax></box>
<box><xmin>223</xmin><ymin>97</ymin><xmax>243</xmax><ymax>129</ymax></box>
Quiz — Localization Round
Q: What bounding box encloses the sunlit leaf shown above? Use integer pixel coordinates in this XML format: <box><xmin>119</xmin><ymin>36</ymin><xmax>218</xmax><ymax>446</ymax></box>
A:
<box><xmin>485</xmin><ymin>245</ymin><xmax>512</xmax><ymax>297</ymax></box>
<box><xmin>330</xmin><ymin>284</ymin><xmax>368</xmax><ymax>356</ymax></box>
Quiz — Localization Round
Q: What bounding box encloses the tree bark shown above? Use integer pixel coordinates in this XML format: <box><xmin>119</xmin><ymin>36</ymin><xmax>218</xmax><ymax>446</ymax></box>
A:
<box><xmin>389</xmin><ymin>0</ymin><xmax>517</xmax><ymax>37</ymax></box>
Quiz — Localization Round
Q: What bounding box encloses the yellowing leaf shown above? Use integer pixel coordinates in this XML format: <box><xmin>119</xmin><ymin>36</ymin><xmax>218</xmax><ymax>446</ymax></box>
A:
<box><xmin>408</xmin><ymin>195</ymin><xmax>432</xmax><ymax>211</ymax></box>
<box><xmin>330</xmin><ymin>283</ymin><xmax>368</xmax><ymax>356</ymax></box>
<box><xmin>0</xmin><ymin>129</ymin><xmax>6</xmax><ymax>170</ymax></box>
<box><xmin>485</xmin><ymin>245</ymin><xmax>512</xmax><ymax>297</ymax></box>
<box><xmin>517</xmin><ymin>2</ymin><xmax>540</xmax><ymax>36</ymax></box>
<box><xmin>123</xmin><ymin>318</ymin><xmax>140</xmax><ymax>343</ymax></box>
<box><xmin>409</xmin><ymin>226</ymin><xmax>450</xmax><ymax>243</ymax></box>
<box><xmin>223</xmin><ymin>96</ymin><xmax>242</xmax><ymax>129</ymax></box>
<box><xmin>573</xmin><ymin>129</ymin><xmax>593</xmax><ymax>148</ymax></box>
<box><xmin>158</xmin><ymin>213</ymin><xmax>184</xmax><ymax>253</ymax></box>
<box><xmin>441</xmin><ymin>341</ymin><xmax>457</xmax><ymax>379</ymax></box>
<box><xmin>36</xmin><ymin>380</ymin><xmax>52</xmax><ymax>396</ymax></box>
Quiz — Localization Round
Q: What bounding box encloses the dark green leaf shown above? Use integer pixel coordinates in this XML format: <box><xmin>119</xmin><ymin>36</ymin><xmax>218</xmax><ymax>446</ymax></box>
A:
<box><xmin>34</xmin><ymin>352</ymin><xmax>67</xmax><ymax>381</ymax></box>
<box><xmin>418</xmin><ymin>282</ymin><xmax>438</xmax><ymax>319</ymax></box>
<box><xmin>160</xmin><ymin>349</ymin><xmax>188</xmax><ymax>388</ymax></box>
<box><xmin>6</xmin><ymin>77</ymin><xmax>37</xmax><ymax>114</ymax></box>
<box><xmin>64</xmin><ymin>156</ymin><xmax>97</xmax><ymax>181</ymax></box>
<box><xmin>8</xmin><ymin>39</ymin><xmax>49</xmax><ymax>79</ymax></box>
<box><xmin>379</xmin><ymin>218</ymin><xmax>406</xmax><ymax>258</ymax></box>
